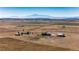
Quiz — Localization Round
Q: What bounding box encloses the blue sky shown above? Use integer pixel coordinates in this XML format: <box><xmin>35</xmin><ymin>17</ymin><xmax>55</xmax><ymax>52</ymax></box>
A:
<box><xmin>0</xmin><ymin>7</ymin><xmax>79</xmax><ymax>18</ymax></box>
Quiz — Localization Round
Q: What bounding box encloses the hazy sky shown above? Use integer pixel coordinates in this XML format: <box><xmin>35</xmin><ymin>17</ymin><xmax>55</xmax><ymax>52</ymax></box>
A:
<box><xmin>0</xmin><ymin>7</ymin><xmax>79</xmax><ymax>18</ymax></box>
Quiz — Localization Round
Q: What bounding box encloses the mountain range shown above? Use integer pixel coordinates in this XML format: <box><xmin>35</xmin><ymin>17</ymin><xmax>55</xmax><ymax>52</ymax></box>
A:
<box><xmin>1</xmin><ymin>14</ymin><xmax>79</xmax><ymax>20</ymax></box>
<box><xmin>25</xmin><ymin>14</ymin><xmax>79</xmax><ymax>20</ymax></box>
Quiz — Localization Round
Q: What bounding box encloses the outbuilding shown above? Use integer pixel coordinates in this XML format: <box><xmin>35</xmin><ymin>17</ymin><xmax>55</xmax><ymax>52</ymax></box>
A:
<box><xmin>41</xmin><ymin>32</ymin><xmax>52</xmax><ymax>36</ymax></box>
<box><xmin>57</xmin><ymin>32</ymin><xmax>65</xmax><ymax>37</ymax></box>
<box><xmin>15</xmin><ymin>32</ymin><xmax>20</xmax><ymax>36</ymax></box>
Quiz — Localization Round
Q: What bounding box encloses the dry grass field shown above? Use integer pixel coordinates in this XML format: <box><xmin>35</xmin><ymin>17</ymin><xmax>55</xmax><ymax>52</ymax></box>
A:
<box><xmin>0</xmin><ymin>37</ymin><xmax>70</xmax><ymax>51</ymax></box>
<box><xmin>0</xmin><ymin>20</ymin><xmax>79</xmax><ymax>51</ymax></box>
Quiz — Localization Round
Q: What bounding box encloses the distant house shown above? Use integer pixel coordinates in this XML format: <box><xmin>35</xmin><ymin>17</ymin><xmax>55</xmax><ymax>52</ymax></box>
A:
<box><xmin>15</xmin><ymin>32</ymin><xmax>20</xmax><ymax>36</ymax></box>
<box><xmin>15</xmin><ymin>31</ymin><xmax>32</xmax><ymax>36</ymax></box>
<box><xmin>41</xmin><ymin>32</ymin><xmax>52</xmax><ymax>36</ymax></box>
<box><xmin>57</xmin><ymin>33</ymin><xmax>65</xmax><ymax>37</ymax></box>
<box><xmin>21</xmin><ymin>32</ymin><xmax>31</xmax><ymax>35</ymax></box>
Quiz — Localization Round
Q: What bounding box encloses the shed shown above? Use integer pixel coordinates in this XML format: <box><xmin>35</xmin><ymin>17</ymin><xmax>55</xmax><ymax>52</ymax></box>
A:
<box><xmin>57</xmin><ymin>32</ymin><xmax>65</xmax><ymax>37</ymax></box>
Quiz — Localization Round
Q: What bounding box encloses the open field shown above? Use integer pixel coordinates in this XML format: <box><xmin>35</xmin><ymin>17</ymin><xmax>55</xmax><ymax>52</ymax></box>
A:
<box><xmin>0</xmin><ymin>20</ymin><xmax>79</xmax><ymax>50</ymax></box>
<box><xmin>0</xmin><ymin>37</ymin><xmax>70</xmax><ymax>51</ymax></box>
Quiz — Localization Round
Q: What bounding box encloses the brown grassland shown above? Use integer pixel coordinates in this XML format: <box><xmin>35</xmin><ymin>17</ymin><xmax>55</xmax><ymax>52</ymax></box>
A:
<box><xmin>0</xmin><ymin>20</ymin><xmax>78</xmax><ymax>51</ymax></box>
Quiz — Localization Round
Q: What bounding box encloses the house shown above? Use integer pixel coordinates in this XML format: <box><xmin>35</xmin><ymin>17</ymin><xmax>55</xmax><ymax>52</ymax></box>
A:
<box><xmin>20</xmin><ymin>32</ymin><xmax>32</xmax><ymax>35</ymax></box>
<box><xmin>41</xmin><ymin>32</ymin><xmax>51</xmax><ymax>36</ymax></box>
<box><xmin>57</xmin><ymin>32</ymin><xmax>65</xmax><ymax>37</ymax></box>
<box><xmin>15</xmin><ymin>32</ymin><xmax>20</xmax><ymax>36</ymax></box>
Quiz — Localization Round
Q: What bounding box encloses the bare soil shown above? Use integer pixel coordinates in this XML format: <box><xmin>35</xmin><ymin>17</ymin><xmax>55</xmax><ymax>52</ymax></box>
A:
<box><xmin>0</xmin><ymin>21</ymin><xmax>78</xmax><ymax>51</ymax></box>
<box><xmin>0</xmin><ymin>37</ymin><xmax>70</xmax><ymax>51</ymax></box>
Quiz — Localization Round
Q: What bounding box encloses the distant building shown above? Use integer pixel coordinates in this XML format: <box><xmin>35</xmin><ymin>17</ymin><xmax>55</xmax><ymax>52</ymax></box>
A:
<box><xmin>57</xmin><ymin>33</ymin><xmax>65</xmax><ymax>37</ymax></box>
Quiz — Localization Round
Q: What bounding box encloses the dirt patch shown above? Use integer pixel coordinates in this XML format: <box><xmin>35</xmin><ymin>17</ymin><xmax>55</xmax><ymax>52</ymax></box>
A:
<box><xmin>0</xmin><ymin>37</ymin><xmax>70</xmax><ymax>51</ymax></box>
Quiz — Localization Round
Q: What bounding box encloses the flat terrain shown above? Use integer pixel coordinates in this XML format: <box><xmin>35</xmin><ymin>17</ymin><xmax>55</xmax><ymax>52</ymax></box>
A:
<box><xmin>0</xmin><ymin>20</ymin><xmax>79</xmax><ymax>50</ymax></box>
<box><xmin>0</xmin><ymin>37</ymin><xmax>70</xmax><ymax>51</ymax></box>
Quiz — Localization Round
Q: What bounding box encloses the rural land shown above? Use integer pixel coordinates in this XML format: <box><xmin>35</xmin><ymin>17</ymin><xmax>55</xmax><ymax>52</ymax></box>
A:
<box><xmin>0</xmin><ymin>18</ymin><xmax>78</xmax><ymax>51</ymax></box>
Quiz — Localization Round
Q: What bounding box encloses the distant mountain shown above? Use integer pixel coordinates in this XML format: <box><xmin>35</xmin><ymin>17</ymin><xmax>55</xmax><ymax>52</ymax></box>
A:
<box><xmin>26</xmin><ymin>14</ymin><xmax>53</xmax><ymax>18</ymax></box>
<box><xmin>1</xmin><ymin>14</ymin><xmax>79</xmax><ymax>21</ymax></box>
<box><xmin>64</xmin><ymin>17</ymin><xmax>79</xmax><ymax>20</ymax></box>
